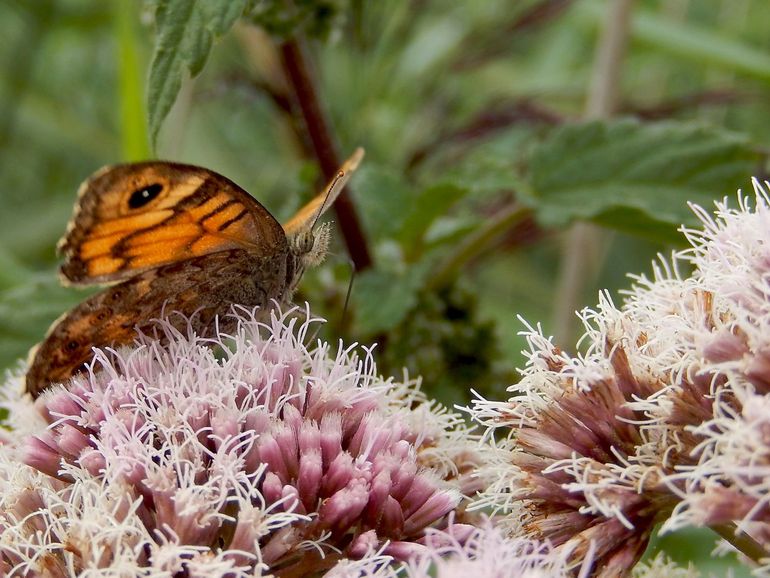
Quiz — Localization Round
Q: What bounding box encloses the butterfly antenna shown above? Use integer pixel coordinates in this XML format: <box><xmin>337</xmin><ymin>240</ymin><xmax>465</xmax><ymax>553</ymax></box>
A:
<box><xmin>304</xmin><ymin>251</ymin><xmax>356</xmax><ymax>341</ymax></box>
<box><xmin>310</xmin><ymin>169</ymin><xmax>345</xmax><ymax>232</ymax></box>
<box><xmin>340</xmin><ymin>257</ymin><xmax>356</xmax><ymax>332</ymax></box>
<box><xmin>302</xmin><ymin>254</ymin><xmax>356</xmax><ymax>346</ymax></box>
<box><xmin>311</xmin><ymin>148</ymin><xmax>364</xmax><ymax>229</ymax></box>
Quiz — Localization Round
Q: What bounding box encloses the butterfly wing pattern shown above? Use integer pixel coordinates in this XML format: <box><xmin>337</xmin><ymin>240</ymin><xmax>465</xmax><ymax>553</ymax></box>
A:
<box><xmin>25</xmin><ymin>249</ymin><xmax>286</xmax><ymax>397</ymax></box>
<box><xmin>25</xmin><ymin>150</ymin><xmax>363</xmax><ymax>397</ymax></box>
<box><xmin>58</xmin><ymin>161</ymin><xmax>288</xmax><ymax>285</ymax></box>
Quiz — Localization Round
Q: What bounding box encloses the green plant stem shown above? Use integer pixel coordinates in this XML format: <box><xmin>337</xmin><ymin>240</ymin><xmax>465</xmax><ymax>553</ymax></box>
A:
<box><xmin>114</xmin><ymin>0</ymin><xmax>149</xmax><ymax>160</ymax></box>
<box><xmin>278</xmin><ymin>37</ymin><xmax>373</xmax><ymax>272</ymax></box>
<box><xmin>711</xmin><ymin>523</ymin><xmax>768</xmax><ymax>565</ymax></box>
<box><xmin>428</xmin><ymin>204</ymin><xmax>531</xmax><ymax>291</ymax></box>
<box><xmin>552</xmin><ymin>0</ymin><xmax>633</xmax><ymax>344</ymax></box>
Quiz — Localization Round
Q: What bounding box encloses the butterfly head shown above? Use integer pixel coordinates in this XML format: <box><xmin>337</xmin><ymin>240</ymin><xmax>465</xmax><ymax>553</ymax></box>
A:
<box><xmin>286</xmin><ymin>222</ymin><xmax>331</xmax><ymax>294</ymax></box>
<box><xmin>280</xmin><ymin>148</ymin><xmax>364</xmax><ymax>295</ymax></box>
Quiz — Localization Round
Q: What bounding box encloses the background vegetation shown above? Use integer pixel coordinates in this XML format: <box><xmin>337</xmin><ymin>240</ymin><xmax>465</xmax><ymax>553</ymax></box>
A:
<box><xmin>1</xmin><ymin>1</ymin><xmax>769</xmax><ymax>574</ymax></box>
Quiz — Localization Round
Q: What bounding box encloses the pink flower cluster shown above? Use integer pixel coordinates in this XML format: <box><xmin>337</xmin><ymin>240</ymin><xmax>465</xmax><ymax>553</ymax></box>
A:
<box><xmin>0</xmin><ymin>307</ymin><xmax>480</xmax><ymax>577</ymax></box>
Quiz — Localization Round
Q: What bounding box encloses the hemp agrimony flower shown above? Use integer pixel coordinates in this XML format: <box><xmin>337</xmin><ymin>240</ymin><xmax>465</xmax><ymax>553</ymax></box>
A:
<box><xmin>403</xmin><ymin>522</ymin><xmax>592</xmax><ymax>578</ymax></box>
<box><xmin>0</xmin><ymin>306</ymin><xmax>481</xmax><ymax>577</ymax></box>
<box><xmin>325</xmin><ymin>522</ymin><xmax>701</xmax><ymax>578</ymax></box>
<box><xmin>469</xmin><ymin>180</ymin><xmax>770</xmax><ymax>576</ymax></box>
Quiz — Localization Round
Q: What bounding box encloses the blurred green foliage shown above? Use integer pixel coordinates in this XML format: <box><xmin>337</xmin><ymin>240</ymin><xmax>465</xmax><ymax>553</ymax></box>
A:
<box><xmin>1</xmin><ymin>1</ymin><xmax>769</xmax><ymax>573</ymax></box>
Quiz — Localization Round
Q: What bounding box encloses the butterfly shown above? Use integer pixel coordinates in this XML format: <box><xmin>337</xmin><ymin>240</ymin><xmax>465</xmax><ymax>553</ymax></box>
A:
<box><xmin>25</xmin><ymin>149</ymin><xmax>364</xmax><ymax>398</ymax></box>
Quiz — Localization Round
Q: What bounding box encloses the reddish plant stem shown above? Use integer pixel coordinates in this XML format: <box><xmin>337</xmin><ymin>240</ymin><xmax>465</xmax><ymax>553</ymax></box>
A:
<box><xmin>451</xmin><ymin>0</ymin><xmax>575</xmax><ymax>71</ymax></box>
<box><xmin>510</xmin><ymin>0</ymin><xmax>575</xmax><ymax>32</ymax></box>
<box><xmin>279</xmin><ymin>38</ymin><xmax>373</xmax><ymax>272</ymax></box>
<box><xmin>711</xmin><ymin>523</ymin><xmax>767</xmax><ymax>565</ymax></box>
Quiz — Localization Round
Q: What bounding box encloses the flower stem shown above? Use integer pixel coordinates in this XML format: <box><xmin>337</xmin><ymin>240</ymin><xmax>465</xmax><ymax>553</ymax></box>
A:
<box><xmin>278</xmin><ymin>37</ymin><xmax>373</xmax><ymax>272</ymax></box>
<box><xmin>710</xmin><ymin>523</ymin><xmax>768</xmax><ymax>565</ymax></box>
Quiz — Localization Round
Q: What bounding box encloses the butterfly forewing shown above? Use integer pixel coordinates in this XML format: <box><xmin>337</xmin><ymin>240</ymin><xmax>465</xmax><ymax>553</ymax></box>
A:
<box><xmin>59</xmin><ymin>162</ymin><xmax>288</xmax><ymax>286</ymax></box>
<box><xmin>282</xmin><ymin>147</ymin><xmax>364</xmax><ymax>236</ymax></box>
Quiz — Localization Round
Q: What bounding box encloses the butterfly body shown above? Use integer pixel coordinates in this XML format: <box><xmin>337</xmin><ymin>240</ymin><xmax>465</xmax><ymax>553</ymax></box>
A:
<box><xmin>25</xmin><ymin>151</ymin><xmax>363</xmax><ymax>397</ymax></box>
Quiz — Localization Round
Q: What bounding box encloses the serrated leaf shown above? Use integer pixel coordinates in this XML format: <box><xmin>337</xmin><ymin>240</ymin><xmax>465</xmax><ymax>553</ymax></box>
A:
<box><xmin>147</xmin><ymin>0</ymin><xmax>248</xmax><ymax>145</ymax></box>
<box><xmin>529</xmin><ymin>119</ymin><xmax>760</xmax><ymax>233</ymax></box>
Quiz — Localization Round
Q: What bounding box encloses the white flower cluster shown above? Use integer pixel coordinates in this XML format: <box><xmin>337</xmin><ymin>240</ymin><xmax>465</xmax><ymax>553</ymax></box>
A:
<box><xmin>469</xmin><ymin>180</ymin><xmax>770</xmax><ymax>576</ymax></box>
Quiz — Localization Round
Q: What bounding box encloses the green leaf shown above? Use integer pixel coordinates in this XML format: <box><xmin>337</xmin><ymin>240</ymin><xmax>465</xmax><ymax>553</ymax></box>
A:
<box><xmin>648</xmin><ymin>528</ymin><xmax>753</xmax><ymax>578</ymax></box>
<box><xmin>592</xmin><ymin>207</ymin><xmax>686</xmax><ymax>245</ymax></box>
<box><xmin>529</xmin><ymin>119</ymin><xmax>761</xmax><ymax>233</ymax></box>
<box><xmin>353</xmin><ymin>259</ymin><xmax>433</xmax><ymax>335</ymax></box>
<box><xmin>248</xmin><ymin>0</ymin><xmax>344</xmax><ymax>40</ymax></box>
<box><xmin>353</xmin><ymin>166</ymin><xmax>415</xmax><ymax>240</ymax></box>
<box><xmin>398</xmin><ymin>182</ymin><xmax>467</xmax><ymax>251</ymax></box>
<box><xmin>147</xmin><ymin>0</ymin><xmax>248</xmax><ymax>145</ymax></box>
<box><xmin>354</xmin><ymin>167</ymin><xmax>469</xmax><ymax>255</ymax></box>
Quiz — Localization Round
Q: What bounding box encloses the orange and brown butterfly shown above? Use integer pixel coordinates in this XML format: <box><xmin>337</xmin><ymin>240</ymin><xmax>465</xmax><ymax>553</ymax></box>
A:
<box><xmin>25</xmin><ymin>148</ymin><xmax>364</xmax><ymax>398</ymax></box>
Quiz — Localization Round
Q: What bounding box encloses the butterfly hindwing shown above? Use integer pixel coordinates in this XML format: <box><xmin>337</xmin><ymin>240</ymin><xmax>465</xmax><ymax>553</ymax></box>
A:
<box><xmin>25</xmin><ymin>248</ymin><xmax>289</xmax><ymax>397</ymax></box>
